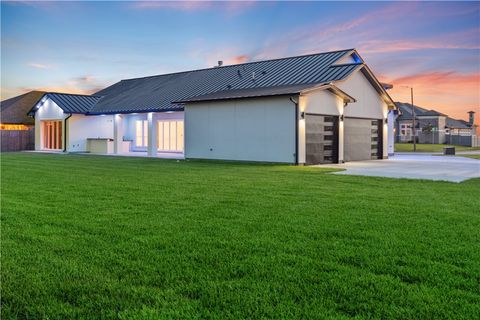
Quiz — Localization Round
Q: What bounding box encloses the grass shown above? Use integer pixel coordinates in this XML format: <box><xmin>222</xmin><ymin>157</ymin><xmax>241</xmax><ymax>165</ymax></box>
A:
<box><xmin>395</xmin><ymin>143</ymin><xmax>480</xmax><ymax>153</ymax></box>
<box><xmin>2</xmin><ymin>153</ymin><xmax>480</xmax><ymax>319</ymax></box>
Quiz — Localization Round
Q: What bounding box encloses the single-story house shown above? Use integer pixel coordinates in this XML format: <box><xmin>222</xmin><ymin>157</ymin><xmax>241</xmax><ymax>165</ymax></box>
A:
<box><xmin>395</xmin><ymin>103</ymin><xmax>477</xmax><ymax>146</ymax></box>
<box><xmin>1</xmin><ymin>91</ymin><xmax>45</xmax><ymax>151</ymax></box>
<box><xmin>29</xmin><ymin>49</ymin><xmax>396</xmax><ymax>165</ymax></box>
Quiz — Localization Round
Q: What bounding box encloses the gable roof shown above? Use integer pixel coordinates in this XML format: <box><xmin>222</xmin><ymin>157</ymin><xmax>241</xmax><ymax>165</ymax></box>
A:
<box><xmin>396</xmin><ymin>102</ymin><xmax>472</xmax><ymax>129</ymax></box>
<box><xmin>30</xmin><ymin>93</ymin><xmax>103</xmax><ymax>115</ymax></box>
<box><xmin>89</xmin><ymin>49</ymin><xmax>363</xmax><ymax>114</ymax></box>
<box><xmin>1</xmin><ymin>91</ymin><xmax>45</xmax><ymax>125</ymax></box>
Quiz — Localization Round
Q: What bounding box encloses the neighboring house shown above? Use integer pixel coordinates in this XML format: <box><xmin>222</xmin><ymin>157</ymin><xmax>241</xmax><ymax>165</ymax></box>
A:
<box><xmin>0</xmin><ymin>91</ymin><xmax>45</xmax><ymax>151</ymax></box>
<box><xmin>29</xmin><ymin>49</ymin><xmax>396</xmax><ymax>165</ymax></box>
<box><xmin>395</xmin><ymin>102</ymin><xmax>477</xmax><ymax>146</ymax></box>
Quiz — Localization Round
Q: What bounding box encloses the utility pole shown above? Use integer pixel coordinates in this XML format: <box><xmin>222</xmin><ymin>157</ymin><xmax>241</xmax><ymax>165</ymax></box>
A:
<box><xmin>411</xmin><ymin>87</ymin><xmax>416</xmax><ymax>152</ymax></box>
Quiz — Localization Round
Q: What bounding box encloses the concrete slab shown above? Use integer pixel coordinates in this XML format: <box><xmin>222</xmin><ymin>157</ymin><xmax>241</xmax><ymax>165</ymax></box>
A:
<box><xmin>318</xmin><ymin>154</ymin><xmax>480</xmax><ymax>182</ymax></box>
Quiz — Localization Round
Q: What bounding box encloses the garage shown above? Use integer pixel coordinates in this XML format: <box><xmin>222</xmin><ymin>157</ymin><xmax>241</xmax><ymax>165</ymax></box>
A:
<box><xmin>305</xmin><ymin>114</ymin><xmax>339</xmax><ymax>165</ymax></box>
<box><xmin>344</xmin><ymin>118</ymin><xmax>383</xmax><ymax>161</ymax></box>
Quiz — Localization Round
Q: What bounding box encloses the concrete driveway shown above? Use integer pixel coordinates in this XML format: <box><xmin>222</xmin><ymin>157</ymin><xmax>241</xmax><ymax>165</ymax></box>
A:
<box><xmin>319</xmin><ymin>154</ymin><xmax>480</xmax><ymax>182</ymax></box>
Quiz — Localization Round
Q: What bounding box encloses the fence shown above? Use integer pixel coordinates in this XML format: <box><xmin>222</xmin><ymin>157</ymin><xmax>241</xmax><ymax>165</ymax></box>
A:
<box><xmin>445</xmin><ymin>134</ymin><xmax>478</xmax><ymax>147</ymax></box>
<box><xmin>1</xmin><ymin>128</ymin><xmax>35</xmax><ymax>152</ymax></box>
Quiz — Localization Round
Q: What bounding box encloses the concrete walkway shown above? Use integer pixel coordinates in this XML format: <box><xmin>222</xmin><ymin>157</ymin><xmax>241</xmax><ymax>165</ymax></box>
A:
<box><xmin>319</xmin><ymin>154</ymin><xmax>480</xmax><ymax>182</ymax></box>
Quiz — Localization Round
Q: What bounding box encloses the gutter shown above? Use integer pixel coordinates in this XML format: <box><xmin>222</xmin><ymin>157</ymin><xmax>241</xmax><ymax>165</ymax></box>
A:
<box><xmin>289</xmin><ymin>96</ymin><xmax>299</xmax><ymax>165</ymax></box>
<box><xmin>63</xmin><ymin>113</ymin><xmax>72</xmax><ymax>152</ymax></box>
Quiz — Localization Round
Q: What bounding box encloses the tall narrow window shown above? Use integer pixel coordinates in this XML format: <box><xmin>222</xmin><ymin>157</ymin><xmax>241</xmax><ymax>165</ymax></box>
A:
<box><xmin>42</xmin><ymin>120</ymin><xmax>62</xmax><ymax>150</ymax></box>
<box><xmin>135</xmin><ymin>120</ymin><xmax>148</xmax><ymax>147</ymax></box>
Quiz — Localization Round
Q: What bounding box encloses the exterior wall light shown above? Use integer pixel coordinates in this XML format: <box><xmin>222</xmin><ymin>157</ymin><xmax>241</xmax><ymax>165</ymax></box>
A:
<box><xmin>340</xmin><ymin>114</ymin><xmax>344</xmax><ymax>121</ymax></box>
<box><xmin>300</xmin><ymin>112</ymin><xmax>305</xmax><ymax>120</ymax></box>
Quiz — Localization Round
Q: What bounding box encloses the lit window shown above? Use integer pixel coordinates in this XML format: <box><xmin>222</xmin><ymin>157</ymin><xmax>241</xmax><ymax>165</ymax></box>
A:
<box><xmin>135</xmin><ymin>120</ymin><xmax>148</xmax><ymax>147</ymax></box>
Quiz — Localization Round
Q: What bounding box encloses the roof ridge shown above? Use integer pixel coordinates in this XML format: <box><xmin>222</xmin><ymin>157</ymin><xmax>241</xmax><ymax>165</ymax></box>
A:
<box><xmin>120</xmin><ymin>48</ymin><xmax>355</xmax><ymax>82</ymax></box>
<box><xmin>46</xmin><ymin>92</ymin><xmax>104</xmax><ymax>98</ymax></box>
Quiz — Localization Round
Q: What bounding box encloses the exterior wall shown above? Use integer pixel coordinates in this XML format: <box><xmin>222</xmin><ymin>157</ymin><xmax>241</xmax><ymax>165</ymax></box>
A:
<box><xmin>337</xmin><ymin>70</ymin><xmax>389</xmax><ymax>158</ymax></box>
<box><xmin>185</xmin><ymin>97</ymin><xmax>295</xmax><ymax>163</ymax></box>
<box><xmin>67</xmin><ymin>115</ymin><xmax>114</xmax><ymax>152</ymax></box>
<box><xmin>299</xmin><ymin>89</ymin><xmax>344</xmax><ymax>163</ymax></box>
<box><xmin>34</xmin><ymin>98</ymin><xmax>67</xmax><ymax>150</ymax></box>
<box><xmin>387</xmin><ymin>110</ymin><xmax>397</xmax><ymax>155</ymax></box>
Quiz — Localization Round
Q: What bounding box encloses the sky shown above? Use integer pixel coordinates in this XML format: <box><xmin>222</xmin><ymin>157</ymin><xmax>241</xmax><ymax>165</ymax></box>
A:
<box><xmin>1</xmin><ymin>1</ymin><xmax>479</xmax><ymax>124</ymax></box>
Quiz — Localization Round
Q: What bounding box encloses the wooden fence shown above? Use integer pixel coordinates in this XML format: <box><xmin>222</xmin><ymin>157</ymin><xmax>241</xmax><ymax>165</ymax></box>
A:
<box><xmin>1</xmin><ymin>128</ymin><xmax>35</xmax><ymax>152</ymax></box>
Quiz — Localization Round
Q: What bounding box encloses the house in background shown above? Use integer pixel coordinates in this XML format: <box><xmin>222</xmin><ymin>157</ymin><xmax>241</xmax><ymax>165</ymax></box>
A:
<box><xmin>395</xmin><ymin>102</ymin><xmax>477</xmax><ymax>147</ymax></box>
<box><xmin>29</xmin><ymin>49</ymin><xmax>396</xmax><ymax>165</ymax></box>
<box><xmin>0</xmin><ymin>91</ymin><xmax>45</xmax><ymax>151</ymax></box>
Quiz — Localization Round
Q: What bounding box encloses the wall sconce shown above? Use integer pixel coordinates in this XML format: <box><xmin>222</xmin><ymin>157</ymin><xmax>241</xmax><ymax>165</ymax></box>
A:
<box><xmin>300</xmin><ymin>112</ymin><xmax>305</xmax><ymax>120</ymax></box>
<box><xmin>385</xmin><ymin>117</ymin><xmax>388</xmax><ymax>124</ymax></box>
<box><xmin>340</xmin><ymin>114</ymin><xmax>344</xmax><ymax>121</ymax></box>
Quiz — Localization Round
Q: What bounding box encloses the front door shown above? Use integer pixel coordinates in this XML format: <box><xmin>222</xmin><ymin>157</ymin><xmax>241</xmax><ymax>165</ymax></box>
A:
<box><xmin>157</xmin><ymin>120</ymin><xmax>184</xmax><ymax>152</ymax></box>
<box><xmin>41</xmin><ymin>120</ymin><xmax>62</xmax><ymax>150</ymax></box>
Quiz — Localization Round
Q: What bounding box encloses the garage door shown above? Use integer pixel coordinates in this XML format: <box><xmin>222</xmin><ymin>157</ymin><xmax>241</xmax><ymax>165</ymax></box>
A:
<box><xmin>305</xmin><ymin>114</ymin><xmax>339</xmax><ymax>165</ymax></box>
<box><xmin>344</xmin><ymin>118</ymin><xmax>382</xmax><ymax>161</ymax></box>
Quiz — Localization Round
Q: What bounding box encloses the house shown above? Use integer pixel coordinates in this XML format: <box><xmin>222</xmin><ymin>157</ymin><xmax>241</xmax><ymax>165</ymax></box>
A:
<box><xmin>1</xmin><ymin>91</ymin><xmax>45</xmax><ymax>151</ymax></box>
<box><xmin>29</xmin><ymin>49</ymin><xmax>396</xmax><ymax>164</ymax></box>
<box><xmin>395</xmin><ymin>102</ymin><xmax>477</xmax><ymax>147</ymax></box>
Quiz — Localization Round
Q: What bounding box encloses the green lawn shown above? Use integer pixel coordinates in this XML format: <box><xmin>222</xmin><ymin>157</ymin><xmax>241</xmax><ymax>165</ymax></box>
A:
<box><xmin>2</xmin><ymin>153</ymin><xmax>479</xmax><ymax>319</ymax></box>
<box><xmin>395</xmin><ymin>143</ymin><xmax>480</xmax><ymax>153</ymax></box>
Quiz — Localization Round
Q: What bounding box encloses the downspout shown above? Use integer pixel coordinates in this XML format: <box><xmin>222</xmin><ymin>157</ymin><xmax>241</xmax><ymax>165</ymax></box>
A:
<box><xmin>63</xmin><ymin>113</ymin><xmax>72</xmax><ymax>152</ymax></box>
<box><xmin>289</xmin><ymin>96</ymin><xmax>299</xmax><ymax>165</ymax></box>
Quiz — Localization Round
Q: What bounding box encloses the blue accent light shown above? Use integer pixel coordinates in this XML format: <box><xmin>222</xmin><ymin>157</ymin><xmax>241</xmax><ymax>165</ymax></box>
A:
<box><xmin>351</xmin><ymin>53</ymin><xmax>362</xmax><ymax>63</ymax></box>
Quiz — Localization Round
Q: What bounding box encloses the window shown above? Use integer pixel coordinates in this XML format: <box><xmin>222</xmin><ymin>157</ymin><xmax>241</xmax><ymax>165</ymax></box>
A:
<box><xmin>135</xmin><ymin>120</ymin><xmax>148</xmax><ymax>147</ymax></box>
<box><xmin>42</xmin><ymin>121</ymin><xmax>62</xmax><ymax>150</ymax></box>
<box><xmin>157</xmin><ymin>120</ymin><xmax>184</xmax><ymax>152</ymax></box>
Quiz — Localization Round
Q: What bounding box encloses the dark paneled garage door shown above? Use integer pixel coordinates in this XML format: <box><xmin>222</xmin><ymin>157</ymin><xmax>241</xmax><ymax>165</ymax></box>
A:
<box><xmin>344</xmin><ymin>118</ymin><xmax>383</xmax><ymax>161</ymax></box>
<box><xmin>306</xmin><ymin>114</ymin><xmax>339</xmax><ymax>165</ymax></box>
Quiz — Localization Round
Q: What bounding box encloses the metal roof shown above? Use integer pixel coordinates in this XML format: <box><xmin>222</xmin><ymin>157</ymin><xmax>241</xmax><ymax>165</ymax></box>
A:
<box><xmin>44</xmin><ymin>93</ymin><xmax>103</xmax><ymax>114</ymax></box>
<box><xmin>90</xmin><ymin>49</ymin><xmax>361</xmax><ymax>114</ymax></box>
<box><xmin>175</xmin><ymin>83</ymin><xmax>356</xmax><ymax>104</ymax></box>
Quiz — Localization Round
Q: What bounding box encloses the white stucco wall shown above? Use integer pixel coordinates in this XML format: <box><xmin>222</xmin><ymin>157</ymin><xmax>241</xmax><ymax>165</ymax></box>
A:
<box><xmin>298</xmin><ymin>89</ymin><xmax>345</xmax><ymax>163</ymax></box>
<box><xmin>337</xmin><ymin>70</ymin><xmax>389</xmax><ymax>158</ymax></box>
<box><xmin>34</xmin><ymin>97</ymin><xmax>114</xmax><ymax>152</ymax></box>
<box><xmin>68</xmin><ymin>115</ymin><xmax>114</xmax><ymax>152</ymax></box>
<box><xmin>185</xmin><ymin>97</ymin><xmax>296</xmax><ymax>163</ymax></box>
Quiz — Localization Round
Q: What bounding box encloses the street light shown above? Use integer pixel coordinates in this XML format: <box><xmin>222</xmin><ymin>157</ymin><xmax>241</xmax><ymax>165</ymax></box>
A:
<box><xmin>401</xmin><ymin>85</ymin><xmax>416</xmax><ymax>152</ymax></box>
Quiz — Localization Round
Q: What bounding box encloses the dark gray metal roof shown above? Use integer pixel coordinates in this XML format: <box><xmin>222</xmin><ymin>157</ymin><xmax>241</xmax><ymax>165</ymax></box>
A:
<box><xmin>90</xmin><ymin>49</ymin><xmax>361</xmax><ymax>114</ymax></box>
<box><xmin>45</xmin><ymin>93</ymin><xmax>103</xmax><ymax>114</ymax></box>
<box><xmin>174</xmin><ymin>83</ymin><xmax>324</xmax><ymax>103</ymax></box>
<box><xmin>175</xmin><ymin>83</ymin><xmax>356</xmax><ymax>104</ymax></box>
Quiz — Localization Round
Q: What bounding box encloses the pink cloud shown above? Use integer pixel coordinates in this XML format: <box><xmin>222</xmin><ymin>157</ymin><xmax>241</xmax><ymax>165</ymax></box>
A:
<box><xmin>131</xmin><ymin>1</ymin><xmax>211</xmax><ymax>11</ymax></box>
<box><xmin>27</xmin><ymin>62</ymin><xmax>51</xmax><ymax>69</ymax></box>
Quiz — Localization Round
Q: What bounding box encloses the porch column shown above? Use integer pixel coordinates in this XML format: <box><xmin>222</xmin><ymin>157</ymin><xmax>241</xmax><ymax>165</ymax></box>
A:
<box><xmin>147</xmin><ymin>112</ymin><xmax>158</xmax><ymax>156</ymax></box>
<box><xmin>114</xmin><ymin>114</ymin><xmax>124</xmax><ymax>154</ymax></box>
<box><xmin>338</xmin><ymin>115</ymin><xmax>344</xmax><ymax>163</ymax></box>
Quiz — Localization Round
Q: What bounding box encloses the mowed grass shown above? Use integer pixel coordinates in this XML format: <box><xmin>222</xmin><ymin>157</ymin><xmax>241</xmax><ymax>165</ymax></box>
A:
<box><xmin>395</xmin><ymin>143</ymin><xmax>480</xmax><ymax>153</ymax></box>
<box><xmin>1</xmin><ymin>153</ymin><xmax>480</xmax><ymax>319</ymax></box>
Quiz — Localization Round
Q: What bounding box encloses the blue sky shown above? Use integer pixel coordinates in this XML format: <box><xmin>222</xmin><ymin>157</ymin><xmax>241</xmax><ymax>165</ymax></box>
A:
<box><xmin>1</xmin><ymin>1</ymin><xmax>479</xmax><ymax>120</ymax></box>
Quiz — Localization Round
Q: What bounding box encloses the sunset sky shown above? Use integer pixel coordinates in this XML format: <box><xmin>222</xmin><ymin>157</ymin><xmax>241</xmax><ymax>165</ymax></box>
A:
<box><xmin>1</xmin><ymin>1</ymin><xmax>479</xmax><ymax>124</ymax></box>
